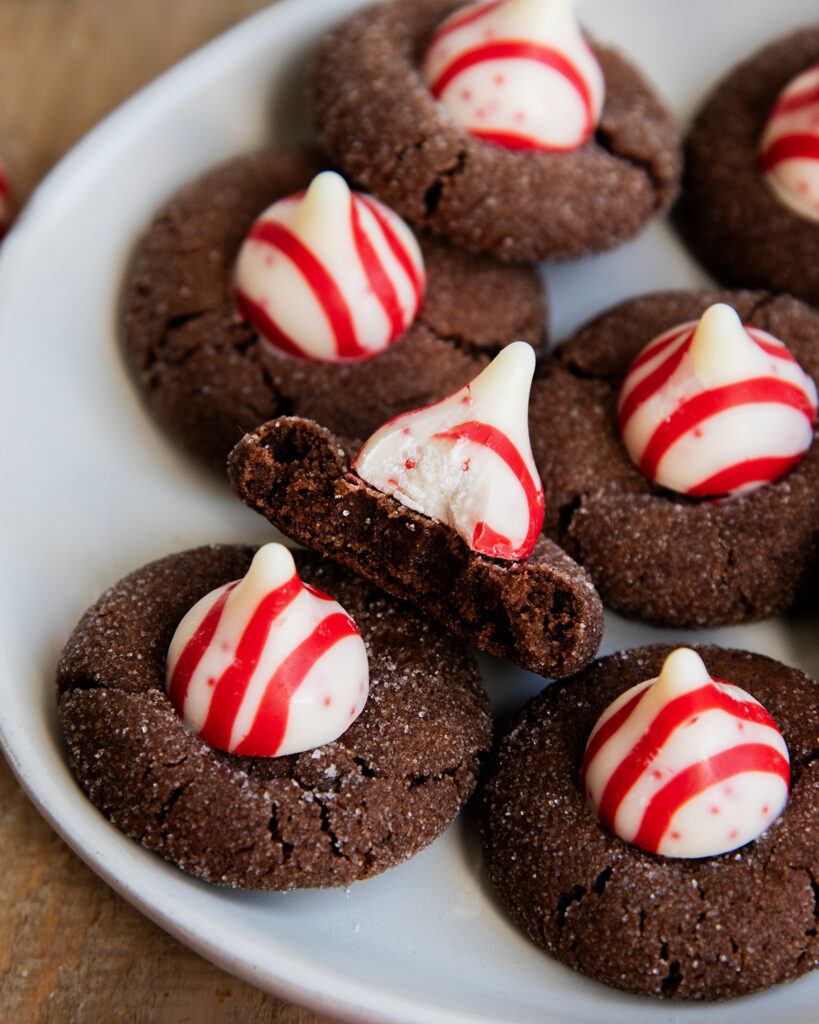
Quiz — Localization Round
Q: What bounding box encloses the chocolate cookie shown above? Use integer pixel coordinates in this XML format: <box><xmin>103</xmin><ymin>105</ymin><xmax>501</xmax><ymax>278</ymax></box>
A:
<box><xmin>678</xmin><ymin>26</ymin><xmax>819</xmax><ymax>305</ymax></box>
<box><xmin>121</xmin><ymin>146</ymin><xmax>547</xmax><ymax>471</ymax></box>
<box><xmin>310</xmin><ymin>0</ymin><xmax>681</xmax><ymax>263</ymax></box>
<box><xmin>529</xmin><ymin>288</ymin><xmax>819</xmax><ymax>627</ymax></box>
<box><xmin>481</xmin><ymin>644</ymin><xmax>819</xmax><ymax>1000</ymax></box>
<box><xmin>227</xmin><ymin>416</ymin><xmax>603</xmax><ymax>679</ymax></box>
<box><xmin>57</xmin><ymin>545</ymin><xmax>492</xmax><ymax>890</ymax></box>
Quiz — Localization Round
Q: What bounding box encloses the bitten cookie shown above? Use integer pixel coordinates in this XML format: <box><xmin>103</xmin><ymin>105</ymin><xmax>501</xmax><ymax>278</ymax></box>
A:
<box><xmin>227</xmin><ymin>415</ymin><xmax>603</xmax><ymax>679</ymax></box>
<box><xmin>679</xmin><ymin>26</ymin><xmax>819</xmax><ymax>306</ymax></box>
<box><xmin>120</xmin><ymin>147</ymin><xmax>546</xmax><ymax>471</ymax></box>
<box><xmin>481</xmin><ymin>644</ymin><xmax>819</xmax><ymax>1000</ymax></box>
<box><xmin>310</xmin><ymin>0</ymin><xmax>681</xmax><ymax>262</ymax></box>
<box><xmin>57</xmin><ymin>545</ymin><xmax>492</xmax><ymax>890</ymax></box>
<box><xmin>529</xmin><ymin>288</ymin><xmax>819</xmax><ymax>627</ymax></box>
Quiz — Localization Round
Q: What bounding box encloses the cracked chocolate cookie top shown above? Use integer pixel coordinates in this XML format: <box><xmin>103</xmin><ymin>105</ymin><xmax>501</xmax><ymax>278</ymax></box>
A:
<box><xmin>529</xmin><ymin>288</ymin><xmax>819</xmax><ymax>627</ymax></box>
<box><xmin>481</xmin><ymin>644</ymin><xmax>819</xmax><ymax>1000</ymax></box>
<box><xmin>56</xmin><ymin>545</ymin><xmax>492</xmax><ymax>890</ymax></box>
<box><xmin>310</xmin><ymin>0</ymin><xmax>681</xmax><ymax>262</ymax></box>
<box><xmin>678</xmin><ymin>25</ymin><xmax>819</xmax><ymax>307</ymax></box>
<box><xmin>120</xmin><ymin>146</ymin><xmax>546</xmax><ymax>471</ymax></box>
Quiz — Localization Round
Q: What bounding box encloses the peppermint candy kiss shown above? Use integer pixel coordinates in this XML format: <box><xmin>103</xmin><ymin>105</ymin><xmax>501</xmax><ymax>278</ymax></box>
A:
<box><xmin>234</xmin><ymin>171</ymin><xmax>425</xmax><ymax>362</ymax></box>
<box><xmin>421</xmin><ymin>0</ymin><xmax>604</xmax><ymax>152</ymax></box>
<box><xmin>618</xmin><ymin>303</ymin><xmax>818</xmax><ymax>498</ymax></box>
<box><xmin>582</xmin><ymin>648</ymin><xmax>790</xmax><ymax>859</ymax></box>
<box><xmin>760</xmin><ymin>63</ymin><xmax>819</xmax><ymax>223</ymax></box>
<box><xmin>353</xmin><ymin>341</ymin><xmax>544</xmax><ymax>560</ymax></box>
<box><xmin>166</xmin><ymin>544</ymin><xmax>369</xmax><ymax>757</ymax></box>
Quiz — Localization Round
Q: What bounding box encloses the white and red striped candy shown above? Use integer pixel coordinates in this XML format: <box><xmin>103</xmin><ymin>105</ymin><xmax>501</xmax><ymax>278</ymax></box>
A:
<box><xmin>353</xmin><ymin>341</ymin><xmax>544</xmax><ymax>560</ymax></box>
<box><xmin>166</xmin><ymin>544</ymin><xmax>369</xmax><ymax>758</ymax></box>
<box><xmin>0</xmin><ymin>159</ymin><xmax>13</xmax><ymax>241</ymax></box>
<box><xmin>618</xmin><ymin>303</ymin><xmax>818</xmax><ymax>498</ymax></box>
<box><xmin>421</xmin><ymin>0</ymin><xmax>604</xmax><ymax>152</ymax></box>
<box><xmin>760</xmin><ymin>63</ymin><xmax>819</xmax><ymax>223</ymax></box>
<box><xmin>582</xmin><ymin>648</ymin><xmax>790</xmax><ymax>859</ymax></box>
<box><xmin>234</xmin><ymin>171</ymin><xmax>425</xmax><ymax>362</ymax></box>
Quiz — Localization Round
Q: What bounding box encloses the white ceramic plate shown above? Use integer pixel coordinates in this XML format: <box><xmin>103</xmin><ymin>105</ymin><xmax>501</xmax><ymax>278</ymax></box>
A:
<box><xmin>1</xmin><ymin>1</ymin><xmax>818</xmax><ymax>1021</ymax></box>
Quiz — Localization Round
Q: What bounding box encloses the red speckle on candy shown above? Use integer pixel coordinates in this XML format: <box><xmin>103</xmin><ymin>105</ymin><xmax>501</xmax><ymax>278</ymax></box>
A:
<box><xmin>405</xmin><ymin>459</ymin><xmax>416</xmax><ymax>469</ymax></box>
<box><xmin>462</xmin><ymin>458</ymin><xmax>471</xmax><ymax>472</ymax></box>
<box><xmin>476</xmin><ymin>108</ymin><xmax>486</xmax><ymax>120</ymax></box>
<box><xmin>652</xmin><ymin>769</ymin><xmax>663</xmax><ymax>780</ymax></box>
<box><xmin>402</xmin><ymin>427</ymin><xmax>410</xmax><ymax>435</ymax></box>
<box><xmin>799</xmin><ymin>179</ymin><xmax>810</xmax><ymax>193</ymax></box>
<box><xmin>208</xmin><ymin>677</ymin><xmax>216</xmax><ymax>688</ymax></box>
<box><xmin>693</xmin><ymin>427</ymin><xmax>703</xmax><ymax>439</ymax></box>
<box><xmin>264</xmin><ymin>253</ymin><xmax>274</xmax><ymax>266</ymax></box>
<box><xmin>762</xmin><ymin>804</ymin><xmax>769</xmax><ymax>815</ymax></box>
<box><xmin>494</xmin><ymin>73</ymin><xmax>505</xmax><ymax>85</ymax></box>
<box><xmin>323</xmin><ymin>696</ymin><xmax>331</xmax><ymax>707</ymax></box>
<box><xmin>738</xmin><ymin>722</ymin><xmax>744</xmax><ymax>731</ymax></box>
<box><xmin>461</xmin><ymin>88</ymin><xmax>473</xmax><ymax>102</ymax></box>
<box><xmin>710</xmin><ymin>806</ymin><xmax>720</xmax><ymax>815</ymax></box>
<box><xmin>350</xmin><ymin>707</ymin><xmax>356</xmax><ymax>717</ymax></box>
<box><xmin>671</xmin><ymin>830</ymin><xmax>682</xmax><ymax>840</ymax></box>
<box><xmin>729</xmin><ymin>829</ymin><xmax>738</xmax><ymax>839</ymax></box>
<box><xmin>514</xmin><ymin>111</ymin><xmax>525</xmax><ymax>123</ymax></box>
<box><xmin>387</xmin><ymin>478</ymin><xmax>398</xmax><ymax>487</ymax></box>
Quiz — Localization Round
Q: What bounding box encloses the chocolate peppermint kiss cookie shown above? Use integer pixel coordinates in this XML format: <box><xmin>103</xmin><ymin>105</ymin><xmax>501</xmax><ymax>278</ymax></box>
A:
<box><xmin>57</xmin><ymin>544</ymin><xmax>492</xmax><ymax>890</ymax></box>
<box><xmin>529</xmin><ymin>288</ymin><xmax>819</xmax><ymax>627</ymax></box>
<box><xmin>481</xmin><ymin>644</ymin><xmax>819</xmax><ymax>999</ymax></box>
<box><xmin>229</xmin><ymin>345</ymin><xmax>603</xmax><ymax>679</ymax></box>
<box><xmin>679</xmin><ymin>25</ymin><xmax>819</xmax><ymax>306</ymax></box>
<box><xmin>121</xmin><ymin>147</ymin><xmax>546</xmax><ymax>471</ymax></box>
<box><xmin>310</xmin><ymin>0</ymin><xmax>681</xmax><ymax>262</ymax></box>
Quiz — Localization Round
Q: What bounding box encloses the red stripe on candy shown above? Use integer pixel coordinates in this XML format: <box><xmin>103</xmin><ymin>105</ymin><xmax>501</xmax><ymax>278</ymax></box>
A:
<box><xmin>429</xmin><ymin>41</ymin><xmax>594</xmax><ymax>136</ymax></box>
<box><xmin>618</xmin><ymin>327</ymin><xmax>694</xmax><ymax>431</ymax></box>
<box><xmin>625</xmin><ymin>325</ymin><xmax>692</xmax><ymax>375</ymax></box>
<box><xmin>595</xmin><ymin>683</ymin><xmax>781</xmax><ymax>834</ymax></box>
<box><xmin>751</xmin><ymin>333</ymin><xmax>798</xmax><ymax>363</ymax></box>
<box><xmin>235</xmin><ymin>290</ymin><xmax>308</xmax><ymax>359</ymax></box>
<box><xmin>350</xmin><ymin>195</ymin><xmax>405</xmax><ymax>341</ymax></box>
<box><xmin>167</xmin><ymin>583</ymin><xmax>236</xmax><ymax>711</ymax></box>
<box><xmin>760</xmin><ymin>133</ymin><xmax>819</xmax><ymax>172</ymax></box>
<box><xmin>639</xmin><ymin>377</ymin><xmax>818</xmax><ymax>481</ymax></box>
<box><xmin>232</xmin><ymin>612</ymin><xmax>360</xmax><ymax>756</ymax></box>
<box><xmin>246</xmin><ymin>219</ymin><xmax>368</xmax><ymax>359</ymax></box>
<box><xmin>468</xmin><ymin>128</ymin><xmax>571</xmax><ymax>152</ymax></box>
<box><xmin>359</xmin><ymin>195</ymin><xmax>424</xmax><ymax>309</ymax></box>
<box><xmin>631</xmin><ymin>743</ymin><xmax>790</xmax><ymax>854</ymax></box>
<box><xmin>581</xmin><ymin>686</ymin><xmax>651</xmax><ymax>780</ymax></box>
<box><xmin>686</xmin><ymin>454</ymin><xmax>805</xmax><ymax>498</ymax></box>
<box><xmin>197</xmin><ymin>573</ymin><xmax>302</xmax><ymax>751</ymax></box>
<box><xmin>769</xmin><ymin>79</ymin><xmax>819</xmax><ymax>118</ymax></box>
<box><xmin>433</xmin><ymin>419</ymin><xmax>544</xmax><ymax>559</ymax></box>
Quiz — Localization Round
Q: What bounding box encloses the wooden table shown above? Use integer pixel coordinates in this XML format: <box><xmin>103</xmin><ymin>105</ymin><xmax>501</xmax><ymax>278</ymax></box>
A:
<box><xmin>0</xmin><ymin>3</ymin><xmax>338</xmax><ymax>1021</ymax></box>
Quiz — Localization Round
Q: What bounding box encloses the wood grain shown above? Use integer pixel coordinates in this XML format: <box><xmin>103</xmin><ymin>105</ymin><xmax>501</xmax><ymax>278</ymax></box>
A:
<box><xmin>0</xmin><ymin>2</ymin><xmax>340</xmax><ymax>1021</ymax></box>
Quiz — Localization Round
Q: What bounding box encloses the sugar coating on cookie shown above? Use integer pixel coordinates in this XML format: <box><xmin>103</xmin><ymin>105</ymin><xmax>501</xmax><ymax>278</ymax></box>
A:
<box><xmin>166</xmin><ymin>543</ymin><xmax>368</xmax><ymax>757</ymax></box>
<box><xmin>421</xmin><ymin>0</ymin><xmax>604</xmax><ymax>152</ymax></box>
<box><xmin>353</xmin><ymin>341</ymin><xmax>544</xmax><ymax>560</ymax></box>
<box><xmin>618</xmin><ymin>303</ymin><xmax>818</xmax><ymax>498</ymax></box>
<box><xmin>760</xmin><ymin>63</ymin><xmax>819</xmax><ymax>223</ymax></box>
<box><xmin>582</xmin><ymin>647</ymin><xmax>790</xmax><ymax>859</ymax></box>
<box><xmin>234</xmin><ymin>171</ymin><xmax>425</xmax><ymax>361</ymax></box>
